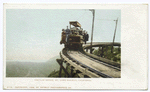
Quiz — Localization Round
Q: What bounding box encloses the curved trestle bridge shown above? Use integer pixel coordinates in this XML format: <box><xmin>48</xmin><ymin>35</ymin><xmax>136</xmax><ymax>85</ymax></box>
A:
<box><xmin>57</xmin><ymin>42</ymin><xmax>121</xmax><ymax>78</ymax></box>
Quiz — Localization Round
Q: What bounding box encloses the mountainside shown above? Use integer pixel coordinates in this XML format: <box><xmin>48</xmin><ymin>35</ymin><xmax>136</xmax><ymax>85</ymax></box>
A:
<box><xmin>6</xmin><ymin>55</ymin><xmax>60</xmax><ymax>77</ymax></box>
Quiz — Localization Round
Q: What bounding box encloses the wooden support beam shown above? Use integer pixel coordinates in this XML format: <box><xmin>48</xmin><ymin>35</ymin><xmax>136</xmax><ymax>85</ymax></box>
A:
<box><xmin>72</xmin><ymin>72</ymin><xmax>77</xmax><ymax>77</ymax></box>
<box><xmin>57</xmin><ymin>59</ymin><xmax>71</xmax><ymax>77</ymax></box>
<box><xmin>71</xmin><ymin>66</ymin><xmax>74</xmax><ymax>77</ymax></box>
<box><xmin>58</xmin><ymin>60</ymin><xmax>63</xmax><ymax>77</ymax></box>
<box><xmin>78</xmin><ymin>73</ymin><xmax>84</xmax><ymax>78</ymax></box>
<box><xmin>105</xmin><ymin>46</ymin><xmax>108</xmax><ymax>59</ymax></box>
<box><xmin>76</xmin><ymin>70</ymin><xmax>82</xmax><ymax>73</ymax></box>
<box><xmin>101</xmin><ymin>46</ymin><xmax>104</xmax><ymax>57</ymax></box>
<box><xmin>65</xmin><ymin>63</ymin><xmax>69</xmax><ymax>77</ymax></box>
<box><xmin>84</xmin><ymin>75</ymin><xmax>90</xmax><ymax>78</ymax></box>
<box><xmin>86</xmin><ymin>49</ymin><xmax>88</xmax><ymax>52</ymax></box>
<box><xmin>98</xmin><ymin>46</ymin><xmax>101</xmax><ymax>56</ymax></box>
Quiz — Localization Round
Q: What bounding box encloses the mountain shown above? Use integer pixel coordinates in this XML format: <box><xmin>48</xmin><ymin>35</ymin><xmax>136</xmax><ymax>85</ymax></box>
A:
<box><xmin>47</xmin><ymin>55</ymin><xmax>61</xmax><ymax>62</ymax></box>
<box><xmin>6</xmin><ymin>55</ymin><xmax>60</xmax><ymax>77</ymax></box>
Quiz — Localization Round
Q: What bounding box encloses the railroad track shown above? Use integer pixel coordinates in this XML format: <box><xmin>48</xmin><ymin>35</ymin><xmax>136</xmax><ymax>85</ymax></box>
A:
<box><xmin>60</xmin><ymin>48</ymin><xmax>120</xmax><ymax>78</ymax></box>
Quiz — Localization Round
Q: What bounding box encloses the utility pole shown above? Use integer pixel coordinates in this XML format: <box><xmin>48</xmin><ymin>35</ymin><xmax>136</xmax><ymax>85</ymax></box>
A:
<box><xmin>89</xmin><ymin>9</ymin><xmax>95</xmax><ymax>54</ymax></box>
<box><xmin>111</xmin><ymin>18</ymin><xmax>118</xmax><ymax>53</ymax></box>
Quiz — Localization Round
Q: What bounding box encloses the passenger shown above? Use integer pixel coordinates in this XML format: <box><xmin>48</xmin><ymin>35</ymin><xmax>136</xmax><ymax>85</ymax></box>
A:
<box><xmin>79</xmin><ymin>30</ymin><xmax>82</xmax><ymax>35</ymax></box>
<box><xmin>60</xmin><ymin>29</ymin><xmax>66</xmax><ymax>44</ymax></box>
<box><xmin>83</xmin><ymin>32</ymin><xmax>86</xmax><ymax>44</ymax></box>
<box><xmin>71</xmin><ymin>30</ymin><xmax>74</xmax><ymax>34</ymax></box>
<box><xmin>85</xmin><ymin>32</ymin><xmax>89</xmax><ymax>42</ymax></box>
<box><xmin>62</xmin><ymin>29</ymin><xmax>65</xmax><ymax>34</ymax></box>
<box><xmin>65</xmin><ymin>26</ymin><xmax>71</xmax><ymax>44</ymax></box>
<box><xmin>82</xmin><ymin>30</ymin><xmax>85</xmax><ymax>36</ymax></box>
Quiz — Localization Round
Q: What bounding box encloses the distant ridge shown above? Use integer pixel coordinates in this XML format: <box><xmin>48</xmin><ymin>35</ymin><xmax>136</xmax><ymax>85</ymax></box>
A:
<box><xmin>47</xmin><ymin>55</ymin><xmax>60</xmax><ymax>62</ymax></box>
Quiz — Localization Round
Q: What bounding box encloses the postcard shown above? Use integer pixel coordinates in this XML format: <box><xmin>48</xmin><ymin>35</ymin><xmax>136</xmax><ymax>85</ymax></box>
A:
<box><xmin>3</xmin><ymin>4</ymin><xmax>148</xmax><ymax>90</ymax></box>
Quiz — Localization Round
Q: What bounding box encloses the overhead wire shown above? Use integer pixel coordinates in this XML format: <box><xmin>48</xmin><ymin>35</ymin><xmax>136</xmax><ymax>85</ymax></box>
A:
<box><xmin>96</xmin><ymin>19</ymin><xmax>116</xmax><ymax>21</ymax></box>
<box><xmin>76</xmin><ymin>9</ymin><xmax>119</xmax><ymax>21</ymax></box>
<box><xmin>76</xmin><ymin>11</ymin><xmax>87</xmax><ymax>20</ymax></box>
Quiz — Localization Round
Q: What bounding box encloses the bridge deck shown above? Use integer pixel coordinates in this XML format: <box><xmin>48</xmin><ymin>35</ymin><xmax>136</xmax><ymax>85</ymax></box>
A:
<box><xmin>68</xmin><ymin>51</ymin><xmax>120</xmax><ymax>78</ymax></box>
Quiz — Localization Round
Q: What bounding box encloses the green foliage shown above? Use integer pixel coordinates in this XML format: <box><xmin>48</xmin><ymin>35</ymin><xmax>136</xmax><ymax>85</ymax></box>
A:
<box><xmin>93</xmin><ymin>46</ymin><xmax>121</xmax><ymax>63</ymax></box>
<box><xmin>48</xmin><ymin>70</ymin><xmax>59</xmax><ymax>77</ymax></box>
<box><xmin>48</xmin><ymin>66</ymin><xmax>79</xmax><ymax>78</ymax></box>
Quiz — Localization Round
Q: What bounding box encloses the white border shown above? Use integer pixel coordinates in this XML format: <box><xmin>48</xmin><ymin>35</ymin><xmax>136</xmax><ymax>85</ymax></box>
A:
<box><xmin>2</xmin><ymin>3</ymin><xmax>149</xmax><ymax>91</ymax></box>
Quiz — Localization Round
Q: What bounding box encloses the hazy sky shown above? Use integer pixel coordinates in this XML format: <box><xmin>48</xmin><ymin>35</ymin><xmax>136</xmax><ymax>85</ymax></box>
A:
<box><xmin>6</xmin><ymin>9</ymin><xmax>121</xmax><ymax>60</ymax></box>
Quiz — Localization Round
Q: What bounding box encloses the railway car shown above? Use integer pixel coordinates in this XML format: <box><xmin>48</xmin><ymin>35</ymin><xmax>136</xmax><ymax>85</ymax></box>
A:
<box><xmin>60</xmin><ymin>21</ymin><xmax>84</xmax><ymax>49</ymax></box>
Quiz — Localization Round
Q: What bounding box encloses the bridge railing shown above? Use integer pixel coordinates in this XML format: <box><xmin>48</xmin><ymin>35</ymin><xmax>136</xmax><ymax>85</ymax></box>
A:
<box><xmin>83</xmin><ymin>42</ymin><xmax>121</xmax><ymax>68</ymax></box>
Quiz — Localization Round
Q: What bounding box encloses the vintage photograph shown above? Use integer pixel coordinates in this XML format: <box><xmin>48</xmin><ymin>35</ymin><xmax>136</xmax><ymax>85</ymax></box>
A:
<box><xmin>6</xmin><ymin>9</ymin><xmax>121</xmax><ymax>78</ymax></box>
<box><xmin>3</xmin><ymin>4</ymin><xmax>148</xmax><ymax>90</ymax></box>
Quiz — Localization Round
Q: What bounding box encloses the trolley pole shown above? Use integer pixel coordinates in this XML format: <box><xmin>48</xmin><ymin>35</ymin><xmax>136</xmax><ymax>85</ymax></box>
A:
<box><xmin>89</xmin><ymin>9</ymin><xmax>95</xmax><ymax>54</ymax></box>
<box><xmin>111</xmin><ymin>18</ymin><xmax>118</xmax><ymax>53</ymax></box>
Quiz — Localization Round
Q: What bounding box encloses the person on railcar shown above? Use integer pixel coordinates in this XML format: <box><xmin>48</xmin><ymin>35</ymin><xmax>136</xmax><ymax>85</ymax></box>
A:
<box><xmin>83</xmin><ymin>31</ymin><xmax>89</xmax><ymax>44</ymax></box>
<box><xmin>83</xmin><ymin>32</ymin><xmax>86</xmax><ymax>44</ymax></box>
<box><xmin>85</xmin><ymin>32</ymin><xmax>89</xmax><ymax>42</ymax></box>
<box><xmin>60</xmin><ymin>29</ymin><xmax>66</xmax><ymax>44</ymax></box>
<box><xmin>83</xmin><ymin>30</ymin><xmax>85</xmax><ymax>36</ymax></box>
<box><xmin>79</xmin><ymin>29</ymin><xmax>83</xmax><ymax>35</ymax></box>
<box><xmin>65</xmin><ymin>26</ymin><xmax>71</xmax><ymax>44</ymax></box>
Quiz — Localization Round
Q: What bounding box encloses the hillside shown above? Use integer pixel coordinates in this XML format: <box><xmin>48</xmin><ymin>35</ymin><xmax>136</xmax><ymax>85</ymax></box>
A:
<box><xmin>6</xmin><ymin>55</ymin><xmax>61</xmax><ymax>77</ymax></box>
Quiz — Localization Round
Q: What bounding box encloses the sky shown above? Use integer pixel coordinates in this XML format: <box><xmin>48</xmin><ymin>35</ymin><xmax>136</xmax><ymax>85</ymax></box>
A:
<box><xmin>6</xmin><ymin>9</ymin><xmax>121</xmax><ymax>61</ymax></box>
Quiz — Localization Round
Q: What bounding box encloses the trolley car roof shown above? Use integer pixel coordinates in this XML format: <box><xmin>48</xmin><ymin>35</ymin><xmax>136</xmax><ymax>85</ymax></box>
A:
<box><xmin>69</xmin><ymin>21</ymin><xmax>81</xmax><ymax>27</ymax></box>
